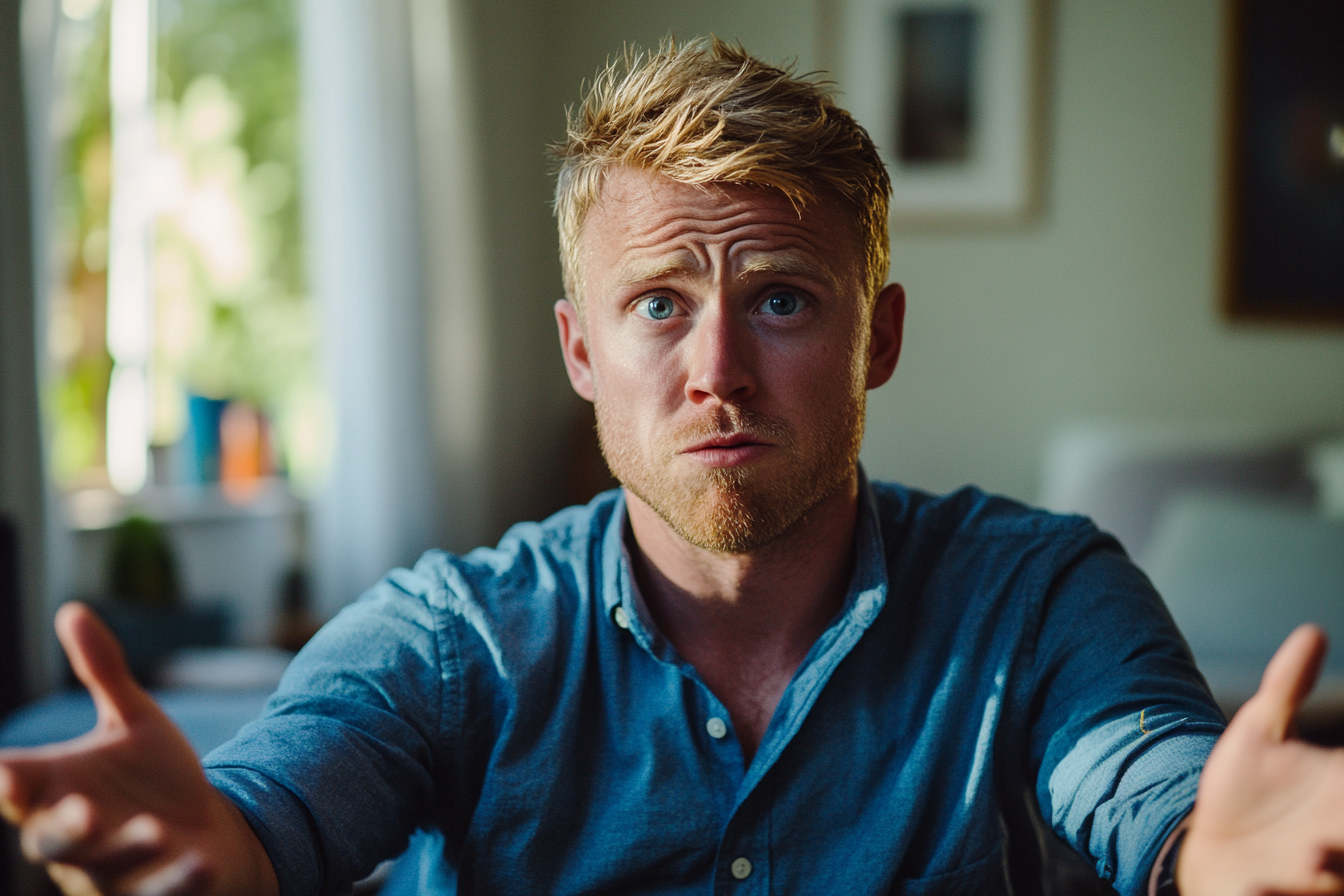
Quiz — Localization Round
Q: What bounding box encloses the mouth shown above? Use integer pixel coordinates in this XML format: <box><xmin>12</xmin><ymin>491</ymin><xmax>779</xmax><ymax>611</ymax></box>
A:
<box><xmin>679</xmin><ymin>431</ymin><xmax>776</xmax><ymax>468</ymax></box>
<box><xmin>682</xmin><ymin>432</ymin><xmax>770</xmax><ymax>452</ymax></box>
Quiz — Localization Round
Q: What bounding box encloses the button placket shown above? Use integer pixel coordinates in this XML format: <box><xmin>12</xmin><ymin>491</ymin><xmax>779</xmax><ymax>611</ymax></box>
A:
<box><xmin>715</xmin><ymin>787</ymin><xmax>771</xmax><ymax>895</ymax></box>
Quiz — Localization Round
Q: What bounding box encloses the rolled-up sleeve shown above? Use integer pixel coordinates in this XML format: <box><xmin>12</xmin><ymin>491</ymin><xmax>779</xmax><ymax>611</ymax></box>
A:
<box><xmin>1028</xmin><ymin>544</ymin><xmax>1225</xmax><ymax>896</ymax></box>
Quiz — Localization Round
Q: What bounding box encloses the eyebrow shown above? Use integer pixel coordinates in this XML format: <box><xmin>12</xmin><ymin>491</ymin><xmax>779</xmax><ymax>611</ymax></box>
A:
<box><xmin>736</xmin><ymin>252</ymin><xmax>836</xmax><ymax>286</ymax></box>
<box><xmin>615</xmin><ymin>251</ymin><xmax>838</xmax><ymax>289</ymax></box>
<box><xmin>615</xmin><ymin>258</ymin><xmax>696</xmax><ymax>287</ymax></box>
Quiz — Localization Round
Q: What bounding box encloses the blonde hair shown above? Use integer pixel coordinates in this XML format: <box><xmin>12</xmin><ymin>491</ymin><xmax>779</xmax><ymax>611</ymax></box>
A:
<box><xmin>552</xmin><ymin>36</ymin><xmax>891</xmax><ymax>306</ymax></box>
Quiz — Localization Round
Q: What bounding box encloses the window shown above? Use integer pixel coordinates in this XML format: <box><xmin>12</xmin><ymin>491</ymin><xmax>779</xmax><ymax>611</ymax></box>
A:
<box><xmin>46</xmin><ymin>0</ymin><xmax>326</xmax><ymax>511</ymax></box>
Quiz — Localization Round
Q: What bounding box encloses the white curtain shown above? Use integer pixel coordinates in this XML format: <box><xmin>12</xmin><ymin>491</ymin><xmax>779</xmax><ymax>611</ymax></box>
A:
<box><xmin>300</xmin><ymin>0</ymin><xmax>436</xmax><ymax>616</ymax></box>
<box><xmin>299</xmin><ymin>0</ymin><xmax>490</xmax><ymax>616</ymax></box>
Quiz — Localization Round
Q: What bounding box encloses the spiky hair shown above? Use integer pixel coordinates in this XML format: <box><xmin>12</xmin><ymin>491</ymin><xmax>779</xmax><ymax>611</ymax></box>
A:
<box><xmin>551</xmin><ymin>36</ymin><xmax>891</xmax><ymax>306</ymax></box>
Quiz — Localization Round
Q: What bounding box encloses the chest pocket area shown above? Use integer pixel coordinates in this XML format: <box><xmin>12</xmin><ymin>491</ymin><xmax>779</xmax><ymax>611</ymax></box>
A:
<box><xmin>888</xmin><ymin>846</ymin><xmax>1008</xmax><ymax>896</ymax></box>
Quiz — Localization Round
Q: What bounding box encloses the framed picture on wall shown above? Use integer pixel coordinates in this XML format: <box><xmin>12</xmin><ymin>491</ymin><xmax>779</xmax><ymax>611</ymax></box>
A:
<box><xmin>1223</xmin><ymin>0</ymin><xmax>1344</xmax><ymax>325</ymax></box>
<box><xmin>831</xmin><ymin>0</ymin><xmax>1044</xmax><ymax>228</ymax></box>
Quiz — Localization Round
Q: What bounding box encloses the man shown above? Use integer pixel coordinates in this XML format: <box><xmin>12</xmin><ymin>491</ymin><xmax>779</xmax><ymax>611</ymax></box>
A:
<box><xmin>3</xmin><ymin>38</ymin><xmax>1344</xmax><ymax>896</ymax></box>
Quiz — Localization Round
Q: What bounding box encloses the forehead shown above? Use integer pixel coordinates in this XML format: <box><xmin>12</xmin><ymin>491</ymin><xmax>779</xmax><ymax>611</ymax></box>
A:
<box><xmin>576</xmin><ymin>167</ymin><xmax>863</xmax><ymax>295</ymax></box>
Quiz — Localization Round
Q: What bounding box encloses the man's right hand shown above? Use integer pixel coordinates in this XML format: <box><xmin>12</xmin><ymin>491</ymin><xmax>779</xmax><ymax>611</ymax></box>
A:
<box><xmin>0</xmin><ymin>602</ymin><xmax>279</xmax><ymax>896</ymax></box>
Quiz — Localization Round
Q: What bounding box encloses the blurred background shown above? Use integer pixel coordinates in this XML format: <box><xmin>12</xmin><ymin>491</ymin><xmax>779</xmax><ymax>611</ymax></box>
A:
<box><xmin>0</xmin><ymin>0</ymin><xmax>1342</xmax><ymax>890</ymax></box>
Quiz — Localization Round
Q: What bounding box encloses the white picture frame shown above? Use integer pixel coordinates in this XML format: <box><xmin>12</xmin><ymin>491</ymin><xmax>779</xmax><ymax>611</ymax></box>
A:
<box><xmin>833</xmin><ymin>0</ymin><xmax>1043</xmax><ymax>227</ymax></box>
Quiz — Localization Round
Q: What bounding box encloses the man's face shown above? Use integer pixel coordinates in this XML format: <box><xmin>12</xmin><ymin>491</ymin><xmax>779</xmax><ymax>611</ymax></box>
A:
<box><xmin>556</xmin><ymin>167</ymin><xmax>901</xmax><ymax>553</ymax></box>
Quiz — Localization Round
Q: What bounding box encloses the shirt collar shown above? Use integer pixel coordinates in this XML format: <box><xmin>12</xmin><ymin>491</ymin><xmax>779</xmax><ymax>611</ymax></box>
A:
<box><xmin>844</xmin><ymin>464</ymin><xmax>890</xmax><ymax>630</ymax></box>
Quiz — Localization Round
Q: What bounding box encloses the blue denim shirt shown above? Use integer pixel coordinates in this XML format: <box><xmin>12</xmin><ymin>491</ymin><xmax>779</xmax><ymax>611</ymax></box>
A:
<box><xmin>204</xmin><ymin>478</ymin><xmax>1224</xmax><ymax>896</ymax></box>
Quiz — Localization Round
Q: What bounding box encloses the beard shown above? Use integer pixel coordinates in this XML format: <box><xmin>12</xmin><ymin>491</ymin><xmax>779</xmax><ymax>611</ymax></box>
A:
<box><xmin>594</xmin><ymin>394</ymin><xmax>866</xmax><ymax>554</ymax></box>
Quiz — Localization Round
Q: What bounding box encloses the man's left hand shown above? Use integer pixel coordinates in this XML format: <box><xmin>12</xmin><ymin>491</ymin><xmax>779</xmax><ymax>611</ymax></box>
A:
<box><xmin>1178</xmin><ymin>624</ymin><xmax>1344</xmax><ymax>895</ymax></box>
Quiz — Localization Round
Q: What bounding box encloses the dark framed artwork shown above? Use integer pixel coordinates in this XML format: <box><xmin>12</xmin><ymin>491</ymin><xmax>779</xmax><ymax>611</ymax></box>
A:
<box><xmin>1223</xmin><ymin>0</ymin><xmax>1344</xmax><ymax>324</ymax></box>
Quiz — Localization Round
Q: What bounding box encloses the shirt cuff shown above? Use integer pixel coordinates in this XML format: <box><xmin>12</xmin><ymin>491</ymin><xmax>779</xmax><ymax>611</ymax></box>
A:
<box><xmin>1148</xmin><ymin>815</ymin><xmax>1190</xmax><ymax>896</ymax></box>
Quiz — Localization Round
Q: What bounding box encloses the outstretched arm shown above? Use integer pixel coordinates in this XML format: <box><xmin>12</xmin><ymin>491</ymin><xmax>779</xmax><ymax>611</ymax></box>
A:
<box><xmin>0</xmin><ymin>602</ymin><xmax>278</xmax><ymax>896</ymax></box>
<box><xmin>1179</xmin><ymin>624</ymin><xmax>1344</xmax><ymax>896</ymax></box>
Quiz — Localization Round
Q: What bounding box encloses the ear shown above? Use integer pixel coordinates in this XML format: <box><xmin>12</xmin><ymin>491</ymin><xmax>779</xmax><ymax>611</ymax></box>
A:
<box><xmin>555</xmin><ymin>299</ymin><xmax>595</xmax><ymax>402</ymax></box>
<box><xmin>865</xmin><ymin>283</ymin><xmax>905</xmax><ymax>391</ymax></box>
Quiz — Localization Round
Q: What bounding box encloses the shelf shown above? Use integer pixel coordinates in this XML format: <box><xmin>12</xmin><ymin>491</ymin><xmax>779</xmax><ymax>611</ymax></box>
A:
<box><xmin>64</xmin><ymin>478</ymin><xmax>302</xmax><ymax>531</ymax></box>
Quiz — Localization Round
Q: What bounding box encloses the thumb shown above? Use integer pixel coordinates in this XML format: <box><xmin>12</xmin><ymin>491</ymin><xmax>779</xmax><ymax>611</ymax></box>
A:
<box><xmin>55</xmin><ymin>602</ymin><xmax>153</xmax><ymax>729</ymax></box>
<box><xmin>0</xmin><ymin>757</ymin><xmax>42</xmax><ymax>821</ymax></box>
<box><xmin>1240</xmin><ymin>623</ymin><xmax>1328</xmax><ymax>742</ymax></box>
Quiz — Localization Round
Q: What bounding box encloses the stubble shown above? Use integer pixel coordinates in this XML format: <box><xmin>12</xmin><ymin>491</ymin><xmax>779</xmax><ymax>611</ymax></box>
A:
<box><xmin>595</xmin><ymin>396</ymin><xmax>866</xmax><ymax>554</ymax></box>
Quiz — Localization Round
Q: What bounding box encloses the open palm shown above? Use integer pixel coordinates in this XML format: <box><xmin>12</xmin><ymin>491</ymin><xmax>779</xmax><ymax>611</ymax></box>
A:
<box><xmin>1180</xmin><ymin>625</ymin><xmax>1344</xmax><ymax>896</ymax></box>
<box><xmin>0</xmin><ymin>603</ymin><xmax>276</xmax><ymax>896</ymax></box>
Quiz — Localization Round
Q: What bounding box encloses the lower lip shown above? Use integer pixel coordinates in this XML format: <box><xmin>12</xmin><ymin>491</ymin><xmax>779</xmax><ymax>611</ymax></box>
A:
<box><xmin>683</xmin><ymin>444</ymin><xmax>773</xmax><ymax>468</ymax></box>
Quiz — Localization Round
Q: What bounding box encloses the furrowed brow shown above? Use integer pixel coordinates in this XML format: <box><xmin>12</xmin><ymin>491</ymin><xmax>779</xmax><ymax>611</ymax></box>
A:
<box><xmin>615</xmin><ymin>258</ymin><xmax>698</xmax><ymax>288</ymax></box>
<box><xmin>736</xmin><ymin>252</ymin><xmax>838</xmax><ymax>288</ymax></box>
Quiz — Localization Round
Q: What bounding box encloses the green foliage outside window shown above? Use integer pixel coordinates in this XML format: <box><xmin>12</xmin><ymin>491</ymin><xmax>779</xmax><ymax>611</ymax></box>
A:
<box><xmin>47</xmin><ymin>0</ymin><xmax>327</xmax><ymax>495</ymax></box>
<box><xmin>48</xmin><ymin>4</ymin><xmax>113</xmax><ymax>487</ymax></box>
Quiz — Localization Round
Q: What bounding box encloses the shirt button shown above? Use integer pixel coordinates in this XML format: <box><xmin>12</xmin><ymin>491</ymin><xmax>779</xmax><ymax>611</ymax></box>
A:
<box><xmin>706</xmin><ymin>717</ymin><xmax>728</xmax><ymax>739</ymax></box>
<box><xmin>730</xmin><ymin>857</ymin><xmax>753</xmax><ymax>880</ymax></box>
<box><xmin>612</xmin><ymin>606</ymin><xmax>630</xmax><ymax>629</ymax></box>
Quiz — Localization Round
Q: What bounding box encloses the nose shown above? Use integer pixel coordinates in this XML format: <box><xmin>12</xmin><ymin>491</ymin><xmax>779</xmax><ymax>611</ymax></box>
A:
<box><xmin>683</xmin><ymin>303</ymin><xmax>757</xmax><ymax>405</ymax></box>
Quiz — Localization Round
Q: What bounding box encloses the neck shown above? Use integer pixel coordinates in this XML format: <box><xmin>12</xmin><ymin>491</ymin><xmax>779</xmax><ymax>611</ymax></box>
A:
<box><xmin>626</xmin><ymin>471</ymin><xmax>861</xmax><ymax>625</ymax></box>
<box><xmin>624</xmin><ymin>470</ymin><xmax>861</xmax><ymax>761</ymax></box>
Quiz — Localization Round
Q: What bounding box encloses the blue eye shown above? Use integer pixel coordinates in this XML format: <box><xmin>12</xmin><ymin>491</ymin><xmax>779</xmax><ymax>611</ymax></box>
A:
<box><xmin>762</xmin><ymin>290</ymin><xmax>804</xmax><ymax>316</ymax></box>
<box><xmin>636</xmin><ymin>295</ymin><xmax>677</xmax><ymax>320</ymax></box>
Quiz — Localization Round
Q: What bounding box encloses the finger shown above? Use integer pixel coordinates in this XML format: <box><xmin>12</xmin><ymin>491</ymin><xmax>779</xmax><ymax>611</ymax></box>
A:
<box><xmin>1242</xmin><ymin>623</ymin><xmax>1329</xmax><ymax>742</ymax></box>
<box><xmin>0</xmin><ymin>757</ymin><xmax>48</xmax><ymax>821</ymax></box>
<box><xmin>55</xmin><ymin>602</ymin><xmax>152</xmax><ymax>728</ymax></box>
<box><xmin>128</xmin><ymin>851</ymin><xmax>210</xmax><ymax>896</ymax></box>
<box><xmin>1257</xmin><ymin>869</ymin><xmax>1344</xmax><ymax>896</ymax></box>
<box><xmin>46</xmin><ymin>862</ymin><xmax>101</xmax><ymax>896</ymax></box>
<box><xmin>72</xmin><ymin>814</ymin><xmax>167</xmax><ymax>880</ymax></box>
<box><xmin>21</xmin><ymin>793</ymin><xmax>97</xmax><ymax>864</ymax></box>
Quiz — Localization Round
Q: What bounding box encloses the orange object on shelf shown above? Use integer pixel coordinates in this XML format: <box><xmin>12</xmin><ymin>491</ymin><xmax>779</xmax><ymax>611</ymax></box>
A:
<box><xmin>219</xmin><ymin>401</ymin><xmax>271</xmax><ymax>503</ymax></box>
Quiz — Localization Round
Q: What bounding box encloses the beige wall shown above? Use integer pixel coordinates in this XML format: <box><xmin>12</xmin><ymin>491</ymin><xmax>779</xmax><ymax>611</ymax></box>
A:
<box><xmin>865</xmin><ymin>0</ymin><xmax>1344</xmax><ymax>500</ymax></box>
<box><xmin>463</xmin><ymin>0</ymin><xmax>1344</xmax><ymax>525</ymax></box>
